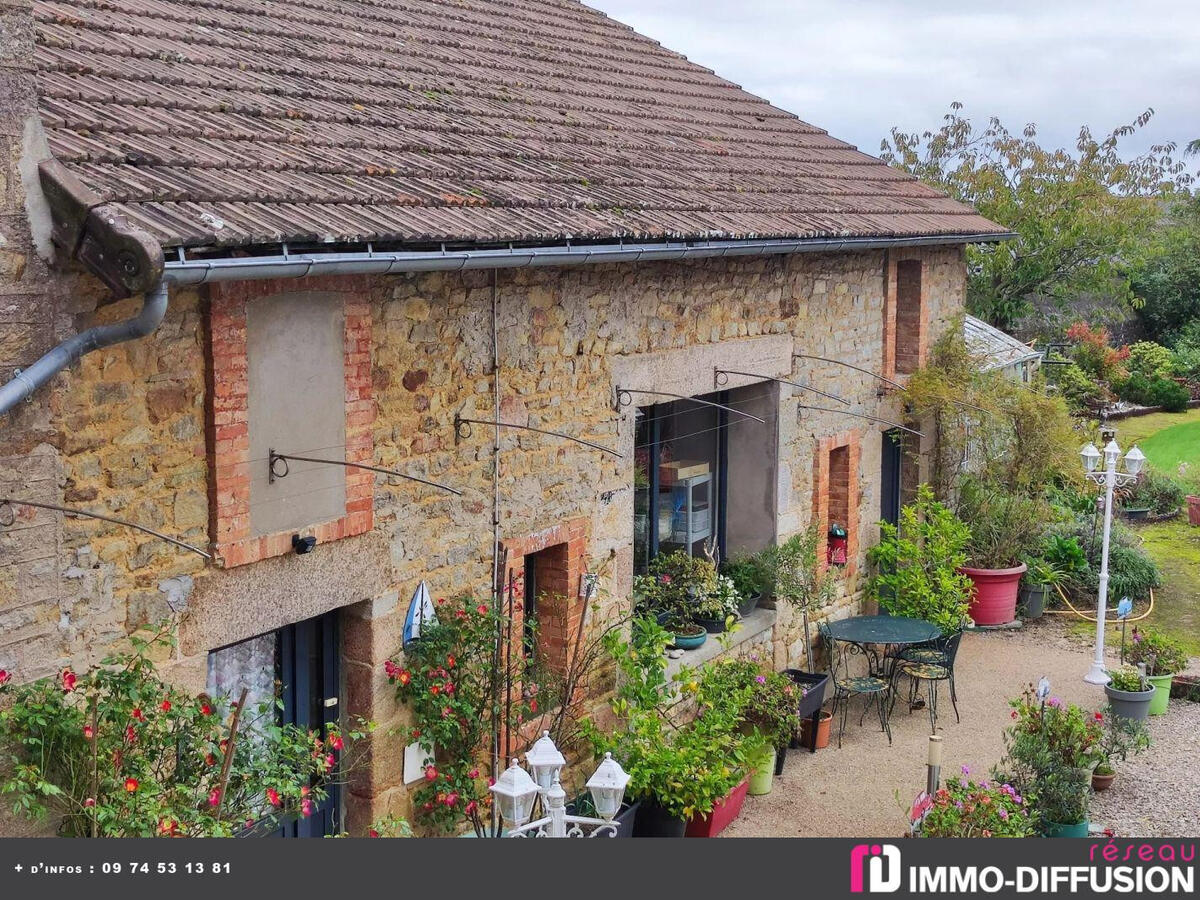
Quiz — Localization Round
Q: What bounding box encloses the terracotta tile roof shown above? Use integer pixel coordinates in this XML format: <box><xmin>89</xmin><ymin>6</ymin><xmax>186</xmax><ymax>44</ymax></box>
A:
<box><xmin>33</xmin><ymin>0</ymin><xmax>1008</xmax><ymax>250</ymax></box>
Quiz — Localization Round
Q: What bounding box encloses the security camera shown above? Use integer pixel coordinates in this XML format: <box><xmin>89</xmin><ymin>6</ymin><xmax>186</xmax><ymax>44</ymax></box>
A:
<box><xmin>292</xmin><ymin>534</ymin><xmax>317</xmax><ymax>555</ymax></box>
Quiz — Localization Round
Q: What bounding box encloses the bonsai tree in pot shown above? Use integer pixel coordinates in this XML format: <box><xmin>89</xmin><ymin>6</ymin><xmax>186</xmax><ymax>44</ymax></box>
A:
<box><xmin>1090</xmin><ymin>707</ymin><xmax>1150</xmax><ymax>791</ymax></box>
<box><xmin>760</xmin><ymin>524</ymin><xmax>841</xmax><ymax>668</ymax></box>
<box><xmin>1103</xmin><ymin>663</ymin><xmax>1156</xmax><ymax>722</ymax></box>
<box><xmin>868</xmin><ymin>484</ymin><xmax>973</xmax><ymax>635</ymax></box>
<box><xmin>955</xmin><ymin>476</ymin><xmax>1046</xmax><ymax>626</ymax></box>
<box><xmin>1124</xmin><ymin>628</ymin><xmax>1189</xmax><ymax>716</ymax></box>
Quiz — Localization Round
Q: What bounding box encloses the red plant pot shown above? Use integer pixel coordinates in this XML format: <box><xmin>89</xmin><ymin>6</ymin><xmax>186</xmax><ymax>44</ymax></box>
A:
<box><xmin>1187</xmin><ymin>496</ymin><xmax>1200</xmax><ymax>527</ymax></box>
<box><xmin>960</xmin><ymin>564</ymin><xmax>1026</xmax><ymax>626</ymax></box>
<box><xmin>685</xmin><ymin>777</ymin><xmax>749</xmax><ymax>838</ymax></box>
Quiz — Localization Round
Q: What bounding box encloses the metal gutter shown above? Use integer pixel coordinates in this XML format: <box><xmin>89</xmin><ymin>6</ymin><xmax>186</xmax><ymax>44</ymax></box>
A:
<box><xmin>163</xmin><ymin>232</ymin><xmax>1016</xmax><ymax>284</ymax></box>
<box><xmin>0</xmin><ymin>280</ymin><xmax>169</xmax><ymax>417</ymax></box>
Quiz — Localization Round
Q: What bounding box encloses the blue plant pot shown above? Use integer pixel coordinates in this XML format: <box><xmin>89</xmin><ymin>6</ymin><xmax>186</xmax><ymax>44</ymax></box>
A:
<box><xmin>671</xmin><ymin>629</ymin><xmax>708</xmax><ymax>650</ymax></box>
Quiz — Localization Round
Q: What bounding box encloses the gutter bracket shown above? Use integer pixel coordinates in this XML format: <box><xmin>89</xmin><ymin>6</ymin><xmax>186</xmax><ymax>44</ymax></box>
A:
<box><xmin>38</xmin><ymin>159</ymin><xmax>164</xmax><ymax>298</ymax></box>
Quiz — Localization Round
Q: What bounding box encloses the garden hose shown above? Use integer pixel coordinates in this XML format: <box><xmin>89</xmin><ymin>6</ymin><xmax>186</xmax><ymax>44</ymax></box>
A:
<box><xmin>1040</xmin><ymin>583</ymin><xmax>1156</xmax><ymax>623</ymax></box>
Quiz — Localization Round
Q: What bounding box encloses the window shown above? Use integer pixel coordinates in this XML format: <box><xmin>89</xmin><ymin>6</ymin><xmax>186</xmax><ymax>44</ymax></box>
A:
<box><xmin>633</xmin><ymin>384</ymin><xmax>777</xmax><ymax>573</ymax></box>
<box><xmin>894</xmin><ymin>260</ymin><xmax>923</xmax><ymax>375</ymax></box>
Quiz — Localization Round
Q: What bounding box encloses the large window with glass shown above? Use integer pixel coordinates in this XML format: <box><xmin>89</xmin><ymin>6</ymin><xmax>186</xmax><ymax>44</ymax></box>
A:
<box><xmin>633</xmin><ymin>384</ymin><xmax>778</xmax><ymax>574</ymax></box>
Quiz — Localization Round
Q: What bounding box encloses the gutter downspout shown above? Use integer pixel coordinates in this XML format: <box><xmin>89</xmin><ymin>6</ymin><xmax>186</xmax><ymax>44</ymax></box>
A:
<box><xmin>0</xmin><ymin>280</ymin><xmax>168</xmax><ymax>417</ymax></box>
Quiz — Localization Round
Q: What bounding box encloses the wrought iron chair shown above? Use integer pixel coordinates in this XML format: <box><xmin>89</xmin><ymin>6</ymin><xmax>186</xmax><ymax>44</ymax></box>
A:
<box><xmin>820</xmin><ymin>624</ymin><xmax>892</xmax><ymax>748</ymax></box>
<box><xmin>891</xmin><ymin>630</ymin><xmax>963</xmax><ymax>730</ymax></box>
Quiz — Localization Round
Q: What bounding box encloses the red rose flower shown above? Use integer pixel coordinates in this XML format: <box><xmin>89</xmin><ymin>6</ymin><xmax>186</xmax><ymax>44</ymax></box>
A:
<box><xmin>329</xmin><ymin>735</ymin><xmax>344</xmax><ymax>751</ymax></box>
<box><xmin>124</xmin><ymin>777</ymin><xmax>139</xmax><ymax>793</ymax></box>
<box><xmin>131</xmin><ymin>708</ymin><xmax>144</xmax><ymax>721</ymax></box>
<box><xmin>469</xmin><ymin>767</ymin><xmax>479</xmax><ymax>779</ymax></box>
<box><xmin>84</xmin><ymin>797</ymin><xmax>96</xmax><ymax>808</ymax></box>
<box><xmin>424</xmin><ymin>765</ymin><xmax>438</xmax><ymax>782</ymax></box>
<box><xmin>465</xmin><ymin>800</ymin><xmax>478</xmax><ymax>816</ymax></box>
<box><xmin>301</xmin><ymin>798</ymin><xmax>315</xmax><ymax>818</ymax></box>
<box><xmin>125</xmin><ymin>725</ymin><xmax>137</xmax><ymax>743</ymax></box>
<box><xmin>200</xmin><ymin>703</ymin><xmax>213</xmax><ymax>716</ymax></box>
<box><xmin>61</xmin><ymin>669</ymin><xmax>77</xmax><ymax>692</ymax></box>
<box><xmin>325</xmin><ymin>753</ymin><xmax>336</xmax><ymax>769</ymax></box>
<box><xmin>446</xmin><ymin>655</ymin><xmax>456</xmax><ymax>669</ymax></box>
<box><xmin>160</xmin><ymin>700</ymin><xmax>171</xmax><ymax>713</ymax></box>
<box><xmin>267</xmin><ymin>788</ymin><xmax>281</xmax><ymax>807</ymax></box>
<box><xmin>300</xmin><ymin>785</ymin><xmax>310</xmax><ymax>797</ymax></box>
<box><xmin>444</xmin><ymin>792</ymin><xmax>459</xmax><ymax>807</ymax></box>
<box><xmin>476</xmin><ymin>604</ymin><xmax>489</xmax><ymax>615</ymax></box>
<box><xmin>1094</xmin><ymin>711</ymin><xmax>1103</xmax><ymax>721</ymax></box>
<box><xmin>83</xmin><ymin>725</ymin><xmax>95</xmax><ymax>740</ymax></box>
<box><xmin>398</xmin><ymin>670</ymin><xmax>411</xmax><ymax>686</ymax></box>
<box><xmin>441</xmin><ymin>706</ymin><xmax>451</xmax><ymax>718</ymax></box>
<box><xmin>0</xmin><ymin>669</ymin><xmax>11</xmax><ymax>686</ymax></box>
<box><xmin>529</xmin><ymin>699</ymin><xmax>538</xmax><ymax>713</ymax></box>
<box><xmin>369</xmin><ymin>829</ymin><xmax>380</xmax><ymax>838</ymax></box>
<box><xmin>208</xmin><ymin>788</ymin><xmax>221</xmax><ymax>807</ymax></box>
<box><xmin>429</xmin><ymin>684</ymin><xmax>441</xmax><ymax>695</ymax></box>
<box><xmin>205</xmin><ymin>753</ymin><xmax>217</xmax><ymax>766</ymax></box>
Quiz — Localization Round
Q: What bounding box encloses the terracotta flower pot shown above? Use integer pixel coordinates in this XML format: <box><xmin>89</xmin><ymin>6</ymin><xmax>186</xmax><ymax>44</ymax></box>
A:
<box><xmin>960</xmin><ymin>564</ymin><xmax>1026</xmax><ymax>626</ymax></box>
<box><xmin>1188</xmin><ymin>496</ymin><xmax>1200</xmax><ymax>527</ymax></box>
<box><xmin>1092</xmin><ymin>771</ymin><xmax>1116</xmax><ymax>792</ymax></box>
<box><xmin>799</xmin><ymin>710</ymin><xmax>833</xmax><ymax>750</ymax></box>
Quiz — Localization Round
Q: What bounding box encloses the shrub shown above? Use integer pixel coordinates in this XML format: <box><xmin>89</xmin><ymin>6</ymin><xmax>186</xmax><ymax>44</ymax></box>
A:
<box><xmin>1126</xmin><ymin>341</ymin><xmax>1176</xmax><ymax>379</ymax></box>
<box><xmin>1049</xmin><ymin>514</ymin><xmax>1161</xmax><ymax>602</ymax></box>
<box><xmin>720</xmin><ymin>554</ymin><xmax>768</xmax><ymax>600</ymax></box>
<box><xmin>955</xmin><ymin>476</ymin><xmax>1046</xmax><ymax>569</ymax></box>
<box><xmin>1066</xmin><ymin>322</ymin><xmax>1129</xmax><ymax>382</ymax></box>
<box><xmin>1125</xmin><ymin>627</ymin><xmax>1189</xmax><ymax>676</ymax></box>
<box><xmin>0</xmin><ymin>634</ymin><xmax>365</xmax><ymax>837</ymax></box>
<box><xmin>1048</xmin><ymin>361</ymin><xmax>1105</xmax><ymax>410</ymax></box>
<box><xmin>1122</xmin><ymin>469</ymin><xmax>1186</xmax><ymax>515</ymax></box>
<box><xmin>912</xmin><ymin>774</ymin><xmax>1036</xmax><ymax>838</ymax></box>
<box><xmin>868</xmin><ymin>484</ymin><xmax>973</xmax><ymax>634</ymax></box>
<box><xmin>1149</xmin><ymin>377</ymin><xmax>1190</xmax><ymax>412</ymax></box>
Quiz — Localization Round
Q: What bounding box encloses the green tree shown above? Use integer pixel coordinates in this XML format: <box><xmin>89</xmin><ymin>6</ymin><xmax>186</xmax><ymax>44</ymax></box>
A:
<box><xmin>1130</xmin><ymin>195</ymin><xmax>1200</xmax><ymax>345</ymax></box>
<box><xmin>881</xmin><ymin>105</ymin><xmax>1196</xmax><ymax>330</ymax></box>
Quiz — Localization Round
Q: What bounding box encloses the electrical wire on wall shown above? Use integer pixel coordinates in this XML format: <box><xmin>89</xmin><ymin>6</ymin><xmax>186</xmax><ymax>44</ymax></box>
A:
<box><xmin>489</xmin><ymin>268</ymin><xmax>502</xmax><ymax>837</ymax></box>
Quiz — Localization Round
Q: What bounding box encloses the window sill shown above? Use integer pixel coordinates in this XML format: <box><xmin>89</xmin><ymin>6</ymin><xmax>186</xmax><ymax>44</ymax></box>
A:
<box><xmin>665</xmin><ymin>607</ymin><xmax>777</xmax><ymax>679</ymax></box>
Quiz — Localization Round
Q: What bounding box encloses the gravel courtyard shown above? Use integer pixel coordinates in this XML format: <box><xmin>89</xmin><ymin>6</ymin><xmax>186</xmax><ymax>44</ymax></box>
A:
<box><xmin>725</xmin><ymin>618</ymin><xmax>1200</xmax><ymax>838</ymax></box>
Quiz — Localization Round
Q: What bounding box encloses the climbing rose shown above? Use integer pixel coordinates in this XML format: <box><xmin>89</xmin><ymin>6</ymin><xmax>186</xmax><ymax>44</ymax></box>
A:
<box><xmin>469</xmin><ymin>767</ymin><xmax>479</xmax><ymax>779</ymax></box>
<box><xmin>205</xmin><ymin>753</ymin><xmax>216</xmax><ymax>767</ymax></box>
<box><xmin>208</xmin><ymin>789</ymin><xmax>221</xmax><ymax>808</ymax></box>
<box><xmin>369</xmin><ymin>829</ymin><xmax>380</xmax><ymax>838</ymax></box>
<box><xmin>329</xmin><ymin>735</ymin><xmax>344</xmax><ymax>751</ymax></box>
<box><xmin>445</xmin><ymin>792</ymin><xmax>459</xmax><ymax>807</ymax></box>
<box><xmin>301</xmin><ymin>798</ymin><xmax>315</xmax><ymax>817</ymax></box>
<box><xmin>398</xmin><ymin>670</ymin><xmax>411</xmax><ymax>686</ymax></box>
<box><xmin>446</xmin><ymin>655</ymin><xmax>456</xmax><ymax>669</ymax></box>
<box><xmin>267</xmin><ymin>788</ymin><xmax>281</xmax><ymax>808</ymax></box>
<box><xmin>83</xmin><ymin>725</ymin><xmax>95</xmax><ymax>740</ymax></box>
<box><xmin>124</xmin><ymin>777</ymin><xmax>139</xmax><ymax>793</ymax></box>
<box><xmin>465</xmin><ymin>800</ymin><xmax>478</xmax><ymax>816</ymax></box>
<box><xmin>160</xmin><ymin>700</ymin><xmax>171</xmax><ymax>713</ymax></box>
<box><xmin>131</xmin><ymin>708</ymin><xmax>144</xmax><ymax>721</ymax></box>
<box><xmin>424</xmin><ymin>765</ymin><xmax>438</xmax><ymax>782</ymax></box>
<box><xmin>1094</xmin><ymin>711</ymin><xmax>1104</xmax><ymax>721</ymax></box>
<box><xmin>125</xmin><ymin>725</ymin><xmax>137</xmax><ymax>743</ymax></box>
<box><xmin>61</xmin><ymin>669</ymin><xmax>77</xmax><ymax>692</ymax></box>
<box><xmin>83</xmin><ymin>798</ymin><xmax>96</xmax><ymax>807</ymax></box>
<box><xmin>324</xmin><ymin>753</ymin><xmax>336</xmax><ymax>769</ymax></box>
<box><xmin>476</xmin><ymin>604</ymin><xmax>488</xmax><ymax>615</ymax></box>
<box><xmin>0</xmin><ymin>669</ymin><xmax>10</xmax><ymax>686</ymax></box>
<box><xmin>200</xmin><ymin>702</ymin><xmax>213</xmax><ymax>716</ymax></box>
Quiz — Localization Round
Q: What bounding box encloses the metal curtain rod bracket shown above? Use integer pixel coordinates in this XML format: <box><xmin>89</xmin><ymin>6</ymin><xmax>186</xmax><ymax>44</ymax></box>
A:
<box><xmin>714</xmin><ymin>368</ymin><xmax>850</xmax><ymax>406</ymax></box>
<box><xmin>614</xmin><ymin>388</ymin><xmax>767</xmax><ymax>423</ymax></box>
<box><xmin>268</xmin><ymin>449</ymin><xmax>463</xmax><ymax>496</ymax></box>
<box><xmin>795</xmin><ymin>405</ymin><xmax>923</xmax><ymax>438</ymax></box>
<box><xmin>793</xmin><ymin>353</ymin><xmax>904</xmax><ymax>391</ymax></box>
<box><xmin>453</xmin><ymin>416</ymin><xmax>622</xmax><ymax>457</ymax></box>
<box><xmin>0</xmin><ymin>497</ymin><xmax>212</xmax><ymax>559</ymax></box>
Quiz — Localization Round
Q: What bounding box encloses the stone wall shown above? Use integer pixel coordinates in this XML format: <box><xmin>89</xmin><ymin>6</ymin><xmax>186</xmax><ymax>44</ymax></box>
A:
<box><xmin>0</xmin><ymin>240</ymin><xmax>966</xmax><ymax>832</ymax></box>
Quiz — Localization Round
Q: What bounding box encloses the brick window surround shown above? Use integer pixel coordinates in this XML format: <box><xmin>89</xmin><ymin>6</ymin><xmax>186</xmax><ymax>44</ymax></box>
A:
<box><xmin>813</xmin><ymin>431</ymin><xmax>861</xmax><ymax>575</ymax></box>
<box><xmin>207</xmin><ymin>277</ymin><xmax>374</xmax><ymax>568</ymax></box>
<box><xmin>882</xmin><ymin>256</ymin><xmax>927</xmax><ymax>380</ymax></box>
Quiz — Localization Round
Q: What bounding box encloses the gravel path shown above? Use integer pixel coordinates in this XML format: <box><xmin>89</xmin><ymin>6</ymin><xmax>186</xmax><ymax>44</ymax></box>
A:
<box><xmin>724</xmin><ymin>618</ymin><xmax>1200</xmax><ymax>837</ymax></box>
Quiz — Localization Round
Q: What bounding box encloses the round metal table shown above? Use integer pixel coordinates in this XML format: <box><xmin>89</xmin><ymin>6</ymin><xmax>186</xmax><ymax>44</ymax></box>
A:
<box><xmin>824</xmin><ymin>615</ymin><xmax>941</xmax><ymax>677</ymax></box>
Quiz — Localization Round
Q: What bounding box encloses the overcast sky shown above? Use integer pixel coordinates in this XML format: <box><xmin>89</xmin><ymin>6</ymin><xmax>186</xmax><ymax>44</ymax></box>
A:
<box><xmin>588</xmin><ymin>0</ymin><xmax>1200</xmax><ymax>161</ymax></box>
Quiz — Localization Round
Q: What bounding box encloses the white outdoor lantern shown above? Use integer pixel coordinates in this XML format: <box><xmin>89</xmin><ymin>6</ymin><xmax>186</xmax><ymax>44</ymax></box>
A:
<box><xmin>584</xmin><ymin>752</ymin><xmax>630</xmax><ymax>822</ymax></box>
<box><xmin>1124</xmin><ymin>445</ymin><xmax>1145</xmax><ymax>477</ymax></box>
<box><xmin>490</xmin><ymin>758</ymin><xmax>540</xmax><ymax>828</ymax></box>
<box><xmin>1080</xmin><ymin>443</ymin><xmax>1101</xmax><ymax>473</ymax></box>
<box><xmin>1103</xmin><ymin>439</ymin><xmax>1121</xmax><ymax>467</ymax></box>
<box><xmin>525</xmin><ymin>731</ymin><xmax>565</xmax><ymax>792</ymax></box>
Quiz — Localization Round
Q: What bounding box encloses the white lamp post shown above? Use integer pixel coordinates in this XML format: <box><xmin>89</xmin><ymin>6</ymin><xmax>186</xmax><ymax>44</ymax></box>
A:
<box><xmin>491</xmin><ymin>734</ymin><xmax>629</xmax><ymax>838</ymax></box>
<box><xmin>1080</xmin><ymin>439</ymin><xmax>1144</xmax><ymax>685</ymax></box>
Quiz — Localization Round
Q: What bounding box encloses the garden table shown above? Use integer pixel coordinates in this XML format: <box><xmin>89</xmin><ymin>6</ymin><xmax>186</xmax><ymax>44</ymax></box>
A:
<box><xmin>823</xmin><ymin>615</ymin><xmax>941</xmax><ymax>679</ymax></box>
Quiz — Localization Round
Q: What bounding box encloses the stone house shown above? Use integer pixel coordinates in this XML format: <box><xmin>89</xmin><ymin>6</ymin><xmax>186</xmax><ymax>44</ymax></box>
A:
<box><xmin>0</xmin><ymin>0</ymin><xmax>1008</xmax><ymax>833</ymax></box>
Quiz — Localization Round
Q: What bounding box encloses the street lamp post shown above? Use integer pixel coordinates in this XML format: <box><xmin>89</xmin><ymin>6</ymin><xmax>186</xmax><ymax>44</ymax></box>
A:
<box><xmin>490</xmin><ymin>732</ymin><xmax>630</xmax><ymax>838</ymax></box>
<box><xmin>1080</xmin><ymin>439</ymin><xmax>1145</xmax><ymax>685</ymax></box>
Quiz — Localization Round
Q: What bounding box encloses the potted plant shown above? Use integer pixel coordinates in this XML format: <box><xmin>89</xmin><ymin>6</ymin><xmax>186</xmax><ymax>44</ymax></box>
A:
<box><xmin>1090</xmin><ymin>708</ymin><xmax>1150</xmax><ymax>792</ymax></box>
<box><xmin>720</xmin><ymin>554</ymin><xmax>767</xmax><ymax>617</ymax></box>
<box><xmin>996</xmin><ymin>686</ymin><xmax>1103</xmax><ymax>838</ymax></box>
<box><xmin>761</xmin><ymin>524</ymin><xmax>841</xmax><ymax>663</ymax></box>
<box><xmin>1103</xmin><ymin>664</ymin><xmax>1156</xmax><ymax>721</ymax></box>
<box><xmin>1125</xmin><ymin>627</ymin><xmax>1189</xmax><ymax>716</ymax></box>
<box><xmin>694</xmin><ymin>575</ymin><xmax>741</xmax><ymax>633</ymax></box>
<box><xmin>868</xmin><ymin>484</ymin><xmax>973</xmax><ymax>634</ymax></box>
<box><xmin>1017</xmin><ymin>558</ymin><xmax>1064</xmax><ymax>620</ymax></box>
<box><xmin>910</xmin><ymin>773</ymin><xmax>1036</xmax><ymax>837</ymax></box>
<box><xmin>955</xmin><ymin>477</ymin><xmax>1044</xmax><ymax>626</ymax></box>
<box><xmin>797</xmin><ymin>707</ymin><xmax>833</xmax><ymax>750</ymax></box>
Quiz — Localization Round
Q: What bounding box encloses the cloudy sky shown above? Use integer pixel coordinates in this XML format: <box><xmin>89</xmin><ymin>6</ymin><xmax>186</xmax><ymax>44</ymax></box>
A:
<box><xmin>588</xmin><ymin>0</ymin><xmax>1200</xmax><ymax>161</ymax></box>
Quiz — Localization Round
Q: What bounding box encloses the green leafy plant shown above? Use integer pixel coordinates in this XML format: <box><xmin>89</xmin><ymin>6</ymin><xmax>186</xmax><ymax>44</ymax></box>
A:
<box><xmin>1039</xmin><ymin>534</ymin><xmax>1089</xmax><ymax>586</ymax></box>
<box><xmin>868</xmin><ymin>484</ymin><xmax>973</xmax><ymax>634</ymax></box>
<box><xmin>1105</xmin><ymin>665</ymin><xmax>1149</xmax><ymax>693</ymax></box>
<box><xmin>0</xmin><ymin>632</ymin><xmax>367</xmax><ymax>837</ymax></box>
<box><xmin>720</xmin><ymin>554</ymin><xmax>768</xmax><ymax>601</ymax></box>
<box><xmin>1126</xmin><ymin>341</ymin><xmax>1176</xmax><ymax>380</ymax></box>
<box><xmin>1125</xmin><ymin>627</ymin><xmax>1189</xmax><ymax>676</ymax></box>
<box><xmin>643</xmin><ymin>550</ymin><xmax>719</xmax><ymax>628</ymax></box>
<box><xmin>955</xmin><ymin>476</ymin><xmax>1046</xmax><ymax>569</ymax></box>
<box><xmin>912</xmin><ymin>773</ymin><xmax>1035</xmax><ymax>838</ymax></box>
<box><xmin>385</xmin><ymin>595</ymin><xmax>531</xmax><ymax>835</ymax></box>
<box><xmin>1122</xmin><ymin>469</ymin><xmax>1187</xmax><ymax>515</ymax></box>
<box><xmin>1095</xmin><ymin>707</ymin><xmax>1150</xmax><ymax>771</ymax></box>
<box><xmin>694</xmin><ymin>658</ymin><xmax>800</xmax><ymax>752</ymax></box>
<box><xmin>694</xmin><ymin>574</ymin><xmax>741</xmax><ymax>622</ymax></box>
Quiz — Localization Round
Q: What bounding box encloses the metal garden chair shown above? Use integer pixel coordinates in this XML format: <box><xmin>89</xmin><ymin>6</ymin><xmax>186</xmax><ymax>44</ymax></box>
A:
<box><xmin>820</xmin><ymin>624</ymin><xmax>892</xmax><ymax>748</ymax></box>
<box><xmin>891</xmin><ymin>630</ymin><xmax>963</xmax><ymax>731</ymax></box>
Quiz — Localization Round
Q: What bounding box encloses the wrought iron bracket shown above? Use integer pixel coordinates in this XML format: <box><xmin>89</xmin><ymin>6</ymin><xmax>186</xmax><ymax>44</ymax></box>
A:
<box><xmin>267</xmin><ymin>449</ymin><xmax>462</xmax><ymax>495</ymax></box>
<box><xmin>714</xmin><ymin>367</ymin><xmax>850</xmax><ymax>406</ymax></box>
<box><xmin>613</xmin><ymin>387</ymin><xmax>766</xmax><ymax>423</ymax></box>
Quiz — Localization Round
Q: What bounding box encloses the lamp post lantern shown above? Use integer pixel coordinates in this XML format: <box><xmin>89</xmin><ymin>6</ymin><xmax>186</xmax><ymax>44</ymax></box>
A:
<box><xmin>489</xmin><ymin>734</ymin><xmax>629</xmax><ymax>838</ymax></box>
<box><xmin>1080</xmin><ymin>439</ymin><xmax>1144</xmax><ymax>685</ymax></box>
